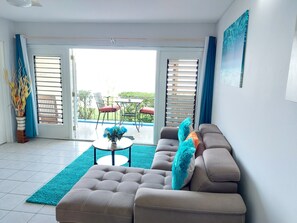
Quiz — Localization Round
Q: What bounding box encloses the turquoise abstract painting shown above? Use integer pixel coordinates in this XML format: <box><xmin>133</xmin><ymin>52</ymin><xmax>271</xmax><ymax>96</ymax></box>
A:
<box><xmin>221</xmin><ymin>10</ymin><xmax>249</xmax><ymax>88</ymax></box>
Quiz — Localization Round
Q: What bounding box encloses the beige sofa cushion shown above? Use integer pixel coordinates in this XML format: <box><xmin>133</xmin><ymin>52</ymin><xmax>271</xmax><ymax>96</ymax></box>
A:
<box><xmin>203</xmin><ymin>133</ymin><xmax>232</xmax><ymax>152</ymax></box>
<box><xmin>151</xmin><ymin>138</ymin><xmax>179</xmax><ymax>171</ymax></box>
<box><xmin>56</xmin><ymin>165</ymin><xmax>172</xmax><ymax>223</ymax></box>
<box><xmin>151</xmin><ymin>151</ymin><xmax>176</xmax><ymax>171</ymax></box>
<box><xmin>156</xmin><ymin>138</ymin><xmax>179</xmax><ymax>152</ymax></box>
<box><xmin>190</xmin><ymin>156</ymin><xmax>238</xmax><ymax>193</ymax></box>
<box><xmin>199</xmin><ymin>123</ymin><xmax>222</xmax><ymax>135</ymax></box>
<box><xmin>134</xmin><ymin>188</ymin><xmax>246</xmax><ymax>223</ymax></box>
<box><xmin>203</xmin><ymin>148</ymin><xmax>240</xmax><ymax>182</ymax></box>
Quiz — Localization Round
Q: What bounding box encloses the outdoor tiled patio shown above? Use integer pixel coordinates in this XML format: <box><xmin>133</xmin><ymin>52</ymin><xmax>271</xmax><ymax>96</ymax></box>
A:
<box><xmin>75</xmin><ymin>120</ymin><xmax>154</xmax><ymax>145</ymax></box>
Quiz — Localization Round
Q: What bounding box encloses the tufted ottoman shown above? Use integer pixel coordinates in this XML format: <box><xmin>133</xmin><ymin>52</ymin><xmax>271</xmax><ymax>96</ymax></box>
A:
<box><xmin>56</xmin><ymin>165</ymin><xmax>172</xmax><ymax>223</ymax></box>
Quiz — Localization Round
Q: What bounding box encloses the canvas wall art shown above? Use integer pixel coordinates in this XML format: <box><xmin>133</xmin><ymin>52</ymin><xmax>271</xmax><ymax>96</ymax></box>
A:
<box><xmin>221</xmin><ymin>10</ymin><xmax>249</xmax><ymax>88</ymax></box>
<box><xmin>285</xmin><ymin>17</ymin><xmax>297</xmax><ymax>103</ymax></box>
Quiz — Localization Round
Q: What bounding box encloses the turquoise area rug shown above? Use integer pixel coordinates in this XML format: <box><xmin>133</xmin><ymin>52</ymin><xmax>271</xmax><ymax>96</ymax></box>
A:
<box><xmin>26</xmin><ymin>144</ymin><xmax>156</xmax><ymax>206</ymax></box>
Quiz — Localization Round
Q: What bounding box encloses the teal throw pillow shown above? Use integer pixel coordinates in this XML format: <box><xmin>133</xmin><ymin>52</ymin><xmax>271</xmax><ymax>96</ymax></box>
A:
<box><xmin>178</xmin><ymin>117</ymin><xmax>192</xmax><ymax>142</ymax></box>
<box><xmin>172</xmin><ymin>138</ymin><xmax>196</xmax><ymax>190</ymax></box>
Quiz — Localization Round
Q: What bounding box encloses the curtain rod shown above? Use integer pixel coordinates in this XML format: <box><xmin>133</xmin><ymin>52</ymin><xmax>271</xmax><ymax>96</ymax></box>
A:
<box><xmin>17</xmin><ymin>35</ymin><xmax>205</xmax><ymax>43</ymax></box>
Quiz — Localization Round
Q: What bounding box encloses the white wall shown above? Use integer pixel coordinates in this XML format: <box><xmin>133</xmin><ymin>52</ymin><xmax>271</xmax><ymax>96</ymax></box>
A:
<box><xmin>0</xmin><ymin>18</ymin><xmax>15</xmax><ymax>143</ymax></box>
<box><xmin>14</xmin><ymin>22</ymin><xmax>216</xmax><ymax>47</ymax></box>
<box><xmin>213</xmin><ymin>0</ymin><xmax>297</xmax><ymax>223</ymax></box>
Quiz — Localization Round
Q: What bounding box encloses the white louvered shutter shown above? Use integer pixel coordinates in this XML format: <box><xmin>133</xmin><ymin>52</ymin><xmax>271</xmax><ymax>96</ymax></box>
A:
<box><xmin>165</xmin><ymin>59</ymin><xmax>199</xmax><ymax>127</ymax></box>
<box><xmin>34</xmin><ymin>56</ymin><xmax>63</xmax><ymax>125</ymax></box>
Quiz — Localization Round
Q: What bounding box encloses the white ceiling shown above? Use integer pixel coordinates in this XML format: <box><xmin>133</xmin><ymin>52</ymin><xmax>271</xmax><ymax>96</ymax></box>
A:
<box><xmin>0</xmin><ymin>0</ymin><xmax>234</xmax><ymax>23</ymax></box>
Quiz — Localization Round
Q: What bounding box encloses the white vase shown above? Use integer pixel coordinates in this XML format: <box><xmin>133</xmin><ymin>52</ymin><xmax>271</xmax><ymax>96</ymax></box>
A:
<box><xmin>16</xmin><ymin>116</ymin><xmax>26</xmax><ymax>130</ymax></box>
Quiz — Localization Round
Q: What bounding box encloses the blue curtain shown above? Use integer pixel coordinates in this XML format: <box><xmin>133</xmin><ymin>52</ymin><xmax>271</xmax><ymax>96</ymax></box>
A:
<box><xmin>16</xmin><ymin>34</ymin><xmax>38</xmax><ymax>137</ymax></box>
<box><xmin>199</xmin><ymin>36</ymin><xmax>217</xmax><ymax>124</ymax></box>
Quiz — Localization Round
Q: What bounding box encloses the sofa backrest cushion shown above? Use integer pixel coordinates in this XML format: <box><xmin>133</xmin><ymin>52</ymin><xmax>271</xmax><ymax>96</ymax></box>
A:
<box><xmin>155</xmin><ymin>139</ymin><xmax>179</xmax><ymax>153</ymax></box>
<box><xmin>199</xmin><ymin>124</ymin><xmax>222</xmax><ymax>135</ymax></box>
<box><xmin>203</xmin><ymin>133</ymin><xmax>232</xmax><ymax>152</ymax></box>
<box><xmin>203</xmin><ymin>148</ymin><xmax>240</xmax><ymax>182</ymax></box>
<box><xmin>160</xmin><ymin>127</ymin><xmax>179</xmax><ymax>140</ymax></box>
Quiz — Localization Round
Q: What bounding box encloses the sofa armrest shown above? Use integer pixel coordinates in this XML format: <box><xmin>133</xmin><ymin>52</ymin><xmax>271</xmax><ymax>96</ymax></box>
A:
<box><xmin>160</xmin><ymin>127</ymin><xmax>179</xmax><ymax>140</ymax></box>
<box><xmin>134</xmin><ymin>188</ymin><xmax>246</xmax><ymax>223</ymax></box>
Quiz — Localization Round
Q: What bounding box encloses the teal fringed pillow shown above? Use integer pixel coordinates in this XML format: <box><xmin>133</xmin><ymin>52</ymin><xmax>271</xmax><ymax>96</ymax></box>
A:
<box><xmin>178</xmin><ymin>117</ymin><xmax>192</xmax><ymax>142</ymax></box>
<box><xmin>172</xmin><ymin>138</ymin><xmax>196</xmax><ymax>190</ymax></box>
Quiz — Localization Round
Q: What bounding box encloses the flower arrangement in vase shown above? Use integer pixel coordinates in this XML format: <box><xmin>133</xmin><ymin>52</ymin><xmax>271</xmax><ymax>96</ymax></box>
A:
<box><xmin>4</xmin><ymin>68</ymin><xmax>31</xmax><ymax>117</ymax></box>
<box><xmin>4</xmin><ymin>66</ymin><xmax>31</xmax><ymax>143</ymax></box>
<box><xmin>103</xmin><ymin>125</ymin><xmax>127</xmax><ymax>144</ymax></box>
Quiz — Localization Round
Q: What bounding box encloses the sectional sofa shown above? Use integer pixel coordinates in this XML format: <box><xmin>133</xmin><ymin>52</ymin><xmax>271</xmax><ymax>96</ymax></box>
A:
<box><xmin>56</xmin><ymin>124</ymin><xmax>246</xmax><ymax>223</ymax></box>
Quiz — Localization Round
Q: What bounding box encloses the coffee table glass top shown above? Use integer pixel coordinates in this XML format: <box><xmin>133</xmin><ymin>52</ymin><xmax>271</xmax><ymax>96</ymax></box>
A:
<box><xmin>93</xmin><ymin>137</ymin><xmax>133</xmax><ymax>166</ymax></box>
<box><xmin>93</xmin><ymin>137</ymin><xmax>133</xmax><ymax>151</ymax></box>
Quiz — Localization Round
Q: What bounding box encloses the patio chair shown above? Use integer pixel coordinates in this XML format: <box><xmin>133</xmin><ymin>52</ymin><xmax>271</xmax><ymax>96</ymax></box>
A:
<box><xmin>37</xmin><ymin>95</ymin><xmax>60</xmax><ymax>124</ymax></box>
<box><xmin>94</xmin><ymin>92</ymin><xmax>120</xmax><ymax>129</ymax></box>
<box><xmin>138</xmin><ymin>106</ymin><xmax>154</xmax><ymax>129</ymax></box>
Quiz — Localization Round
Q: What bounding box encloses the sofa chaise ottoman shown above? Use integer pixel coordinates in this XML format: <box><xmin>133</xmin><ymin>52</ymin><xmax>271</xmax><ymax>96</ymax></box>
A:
<box><xmin>56</xmin><ymin>124</ymin><xmax>246</xmax><ymax>223</ymax></box>
<box><xmin>56</xmin><ymin>165</ymin><xmax>171</xmax><ymax>223</ymax></box>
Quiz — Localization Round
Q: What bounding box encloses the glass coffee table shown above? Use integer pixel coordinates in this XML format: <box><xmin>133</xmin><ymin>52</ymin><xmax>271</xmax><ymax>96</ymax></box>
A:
<box><xmin>93</xmin><ymin>137</ymin><xmax>133</xmax><ymax>166</ymax></box>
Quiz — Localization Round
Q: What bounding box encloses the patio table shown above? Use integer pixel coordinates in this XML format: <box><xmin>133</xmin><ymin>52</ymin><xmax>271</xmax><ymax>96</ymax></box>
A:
<box><xmin>115</xmin><ymin>98</ymin><xmax>143</xmax><ymax>131</ymax></box>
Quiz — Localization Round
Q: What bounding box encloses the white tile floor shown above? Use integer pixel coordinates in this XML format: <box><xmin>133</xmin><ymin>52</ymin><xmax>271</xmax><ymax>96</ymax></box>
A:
<box><xmin>0</xmin><ymin>138</ymin><xmax>92</xmax><ymax>223</ymax></box>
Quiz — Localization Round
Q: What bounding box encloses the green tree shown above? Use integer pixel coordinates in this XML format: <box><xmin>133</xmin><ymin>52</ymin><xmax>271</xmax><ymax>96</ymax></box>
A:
<box><xmin>78</xmin><ymin>90</ymin><xmax>95</xmax><ymax>120</ymax></box>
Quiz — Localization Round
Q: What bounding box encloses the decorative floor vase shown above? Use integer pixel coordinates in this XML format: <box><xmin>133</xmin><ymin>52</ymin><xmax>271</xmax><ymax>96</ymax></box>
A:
<box><xmin>16</xmin><ymin>116</ymin><xmax>26</xmax><ymax>130</ymax></box>
<box><xmin>16</xmin><ymin>116</ymin><xmax>28</xmax><ymax>143</ymax></box>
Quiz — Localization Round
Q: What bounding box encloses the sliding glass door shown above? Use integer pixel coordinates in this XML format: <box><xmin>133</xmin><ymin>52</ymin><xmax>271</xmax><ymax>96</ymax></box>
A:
<box><xmin>26</xmin><ymin>46</ymin><xmax>203</xmax><ymax>143</ymax></box>
<box><xmin>71</xmin><ymin>48</ymin><xmax>157</xmax><ymax>144</ymax></box>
